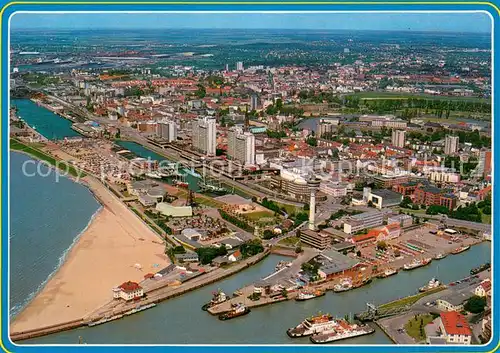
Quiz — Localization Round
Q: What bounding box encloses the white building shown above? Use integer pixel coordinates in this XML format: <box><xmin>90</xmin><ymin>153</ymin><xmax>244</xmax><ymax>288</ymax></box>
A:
<box><xmin>391</xmin><ymin>129</ymin><xmax>406</xmax><ymax>148</ymax></box>
<box><xmin>112</xmin><ymin>281</ymin><xmax>144</xmax><ymax>301</ymax></box>
<box><xmin>430</xmin><ymin>171</ymin><xmax>461</xmax><ymax>183</ymax></box>
<box><xmin>444</xmin><ymin>135</ymin><xmax>459</xmax><ymax>155</ymax></box>
<box><xmin>319</xmin><ymin>182</ymin><xmax>348</xmax><ymax>197</ymax></box>
<box><xmin>474</xmin><ymin>279</ymin><xmax>492</xmax><ymax>297</ymax></box>
<box><xmin>192</xmin><ymin>117</ymin><xmax>217</xmax><ymax>156</ymax></box>
<box><xmin>227</xmin><ymin>127</ymin><xmax>255</xmax><ymax>165</ymax></box>
<box><xmin>156</xmin><ymin>120</ymin><xmax>177</xmax><ymax>142</ymax></box>
<box><xmin>343</xmin><ymin>211</ymin><xmax>384</xmax><ymax>234</ymax></box>
<box><xmin>438</xmin><ymin>311</ymin><xmax>472</xmax><ymax>345</ymax></box>
<box><xmin>236</xmin><ymin>61</ymin><xmax>244</xmax><ymax>71</ymax></box>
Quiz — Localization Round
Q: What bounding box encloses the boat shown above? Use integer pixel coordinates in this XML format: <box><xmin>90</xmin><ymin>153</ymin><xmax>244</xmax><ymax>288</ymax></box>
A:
<box><xmin>296</xmin><ymin>289</ymin><xmax>326</xmax><ymax>301</ymax></box>
<box><xmin>419</xmin><ymin>278</ymin><xmax>441</xmax><ymax>292</ymax></box>
<box><xmin>287</xmin><ymin>313</ymin><xmax>337</xmax><ymax>337</ymax></box>
<box><xmin>471</xmin><ymin>263</ymin><xmax>491</xmax><ymax>275</ymax></box>
<box><xmin>333</xmin><ymin>278</ymin><xmax>353</xmax><ymax>292</ymax></box>
<box><xmin>88</xmin><ymin>314</ymin><xmax>124</xmax><ymax>327</ymax></box>
<box><xmin>202</xmin><ymin>289</ymin><xmax>229</xmax><ymax>311</ymax></box>
<box><xmin>451</xmin><ymin>245</ymin><xmax>471</xmax><ymax>255</ymax></box>
<box><xmin>145</xmin><ymin>171</ymin><xmax>162</xmax><ymax>179</ymax></box>
<box><xmin>310</xmin><ymin>322</ymin><xmax>375</xmax><ymax>343</ymax></box>
<box><xmin>174</xmin><ymin>180</ymin><xmax>189</xmax><ymax>188</ymax></box>
<box><xmin>377</xmin><ymin>268</ymin><xmax>398</xmax><ymax>278</ymax></box>
<box><xmin>403</xmin><ymin>258</ymin><xmax>432</xmax><ymax>271</ymax></box>
<box><xmin>233</xmin><ymin>290</ymin><xmax>243</xmax><ymax>297</ymax></box>
<box><xmin>184</xmin><ymin>168</ymin><xmax>202</xmax><ymax>178</ymax></box>
<box><xmin>123</xmin><ymin>303</ymin><xmax>156</xmax><ymax>316</ymax></box>
<box><xmin>198</xmin><ymin>181</ymin><xmax>227</xmax><ymax>195</ymax></box>
<box><xmin>275</xmin><ymin>261</ymin><xmax>292</xmax><ymax>271</ymax></box>
<box><xmin>218</xmin><ymin>303</ymin><xmax>250</xmax><ymax>320</ymax></box>
<box><xmin>435</xmin><ymin>253</ymin><xmax>447</xmax><ymax>260</ymax></box>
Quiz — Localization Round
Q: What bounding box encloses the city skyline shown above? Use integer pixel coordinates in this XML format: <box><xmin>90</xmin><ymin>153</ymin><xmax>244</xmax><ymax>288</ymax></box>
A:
<box><xmin>11</xmin><ymin>12</ymin><xmax>492</xmax><ymax>33</ymax></box>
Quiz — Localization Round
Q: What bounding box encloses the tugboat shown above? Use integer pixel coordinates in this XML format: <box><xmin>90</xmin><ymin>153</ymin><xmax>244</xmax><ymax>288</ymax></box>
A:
<box><xmin>333</xmin><ymin>278</ymin><xmax>353</xmax><ymax>292</ymax></box>
<box><xmin>471</xmin><ymin>263</ymin><xmax>491</xmax><ymax>275</ymax></box>
<box><xmin>218</xmin><ymin>303</ymin><xmax>250</xmax><ymax>320</ymax></box>
<box><xmin>377</xmin><ymin>268</ymin><xmax>398</xmax><ymax>278</ymax></box>
<box><xmin>287</xmin><ymin>313</ymin><xmax>337</xmax><ymax>337</ymax></box>
<box><xmin>202</xmin><ymin>289</ymin><xmax>229</xmax><ymax>311</ymax></box>
<box><xmin>403</xmin><ymin>258</ymin><xmax>432</xmax><ymax>271</ymax></box>
<box><xmin>419</xmin><ymin>278</ymin><xmax>441</xmax><ymax>292</ymax></box>
<box><xmin>435</xmin><ymin>253</ymin><xmax>447</xmax><ymax>260</ymax></box>
<box><xmin>296</xmin><ymin>289</ymin><xmax>325</xmax><ymax>301</ymax></box>
<box><xmin>451</xmin><ymin>245</ymin><xmax>471</xmax><ymax>255</ymax></box>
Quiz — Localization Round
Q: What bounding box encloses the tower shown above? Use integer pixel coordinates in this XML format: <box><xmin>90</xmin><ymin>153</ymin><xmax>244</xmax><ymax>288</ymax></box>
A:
<box><xmin>307</xmin><ymin>175</ymin><xmax>321</xmax><ymax>231</ymax></box>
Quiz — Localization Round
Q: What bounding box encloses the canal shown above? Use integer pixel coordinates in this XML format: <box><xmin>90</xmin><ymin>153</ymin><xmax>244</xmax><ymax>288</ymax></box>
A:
<box><xmin>23</xmin><ymin>242</ymin><xmax>490</xmax><ymax>345</ymax></box>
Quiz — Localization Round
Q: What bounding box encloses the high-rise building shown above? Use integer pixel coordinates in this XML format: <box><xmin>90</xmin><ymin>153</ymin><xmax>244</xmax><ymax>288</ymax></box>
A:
<box><xmin>391</xmin><ymin>129</ymin><xmax>406</xmax><ymax>148</ymax></box>
<box><xmin>236</xmin><ymin>61</ymin><xmax>244</xmax><ymax>71</ymax></box>
<box><xmin>227</xmin><ymin>127</ymin><xmax>255</xmax><ymax>165</ymax></box>
<box><xmin>444</xmin><ymin>135</ymin><xmax>459</xmax><ymax>155</ymax></box>
<box><xmin>156</xmin><ymin>121</ymin><xmax>177</xmax><ymax>142</ymax></box>
<box><xmin>250</xmin><ymin>94</ymin><xmax>259</xmax><ymax>111</ymax></box>
<box><xmin>192</xmin><ymin>117</ymin><xmax>217</xmax><ymax>156</ymax></box>
<box><xmin>224</xmin><ymin>63</ymin><xmax>229</xmax><ymax>72</ymax></box>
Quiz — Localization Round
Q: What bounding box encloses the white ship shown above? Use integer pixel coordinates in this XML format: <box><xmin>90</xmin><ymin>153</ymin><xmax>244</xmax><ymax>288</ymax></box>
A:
<box><xmin>419</xmin><ymin>278</ymin><xmax>440</xmax><ymax>292</ymax></box>
<box><xmin>287</xmin><ymin>313</ymin><xmax>338</xmax><ymax>337</ymax></box>
<box><xmin>310</xmin><ymin>322</ymin><xmax>375</xmax><ymax>343</ymax></box>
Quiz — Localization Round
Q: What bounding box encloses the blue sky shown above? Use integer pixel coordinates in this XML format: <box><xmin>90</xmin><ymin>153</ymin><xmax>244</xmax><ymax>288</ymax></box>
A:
<box><xmin>11</xmin><ymin>12</ymin><xmax>491</xmax><ymax>33</ymax></box>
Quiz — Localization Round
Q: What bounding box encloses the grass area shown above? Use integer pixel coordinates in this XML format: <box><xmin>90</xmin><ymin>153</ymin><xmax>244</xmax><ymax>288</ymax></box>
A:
<box><xmin>379</xmin><ymin>287</ymin><xmax>445</xmax><ymax>311</ymax></box>
<box><xmin>245</xmin><ymin>210</ymin><xmax>274</xmax><ymax>221</ymax></box>
<box><xmin>278</xmin><ymin>236</ymin><xmax>301</xmax><ymax>247</ymax></box>
<box><xmin>481</xmin><ymin>212</ymin><xmax>491</xmax><ymax>224</ymax></box>
<box><xmin>10</xmin><ymin>138</ymin><xmax>84</xmax><ymax>178</ymax></box>
<box><xmin>350</xmin><ymin>91</ymin><xmax>490</xmax><ymax>103</ymax></box>
<box><xmin>404</xmin><ymin>314</ymin><xmax>435</xmax><ymax>341</ymax></box>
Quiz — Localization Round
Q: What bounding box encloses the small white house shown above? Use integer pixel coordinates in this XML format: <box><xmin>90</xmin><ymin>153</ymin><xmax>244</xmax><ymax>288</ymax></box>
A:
<box><xmin>475</xmin><ymin>279</ymin><xmax>492</xmax><ymax>297</ymax></box>
<box><xmin>113</xmin><ymin>281</ymin><xmax>144</xmax><ymax>301</ymax></box>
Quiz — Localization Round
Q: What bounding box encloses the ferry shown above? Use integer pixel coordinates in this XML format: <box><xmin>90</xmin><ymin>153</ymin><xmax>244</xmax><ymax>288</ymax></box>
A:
<box><xmin>202</xmin><ymin>290</ymin><xmax>229</xmax><ymax>311</ymax></box>
<box><xmin>333</xmin><ymin>278</ymin><xmax>353</xmax><ymax>292</ymax></box>
<box><xmin>296</xmin><ymin>289</ymin><xmax>326</xmax><ymax>302</ymax></box>
<box><xmin>435</xmin><ymin>253</ymin><xmax>447</xmax><ymax>260</ymax></box>
<box><xmin>403</xmin><ymin>258</ymin><xmax>432</xmax><ymax>271</ymax></box>
<box><xmin>451</xmin><ymin>245</ymin><xmax>471</xmax><ymax>255</ymax></box>
<box><xmin>310</xmin><ymin>322</ymin><xmax>375</xmax><ymax>344</ymax></box>
<box><xmin>287</xmin><ymin>313</ymin><xmax>337</xmax><ymax>337</ymax></box>
<box><xmin>419</xmin><ymin>278</ymin><xmax>440</xmax><ymax>292</ymax></box>
<box><xmin>471</xmin><ymin>263</ymin><xmax>491</xmax><ymax>275</ymax></box>
<box><xmin>377</xmin><ymin>268</ymin><xmax>398</xmax><ymax>278</ymax></box>
<box><xmin>218</xmin><ymin>303</ymin><xmax>250</xmax><ymax>320</ymax></box>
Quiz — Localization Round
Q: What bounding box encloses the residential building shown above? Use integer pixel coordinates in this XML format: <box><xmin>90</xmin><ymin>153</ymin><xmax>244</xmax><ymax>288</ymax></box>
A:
<box><xmin>156</xmin><ymin>120</ymin><xmax>177</xmax><ymax>142</ymax></box>
<box><xmin>112</xmin><ymin>281</ymin><xmax>144</xmax><ymax>301</ymax></box>
<box><xmin>387</xmin><ymin>214</ymin><xmax>413</xmax><ymax>227</ymax></box>
<box><xmin>343</xmin><ymin>211</ymin><xmax>384</xmax><ymax>234</ymax></box>
<box><xmin>437</xmin><ymin>291</ymin><xmax>473</xmax><ymax>312</ymax></box>
<box><xmin>192</xmin><ymin>116</ymin><xmax>217</xmax><ymax>156</ymax></box>
<box><xmin>236</xmin><ymin>61</ymin><xmax>244</xmax><ymax>71</ymax></box>
<box><xmin>391</xmin><ymin>129</ymin><xmax>406</xmax><ymax>148</ymax></box>
<box><xmin>250</xmin><ymin>94</ymin><xmax>259</xmax><ymax>111</ymax></box>
<box><xmin>227</xmin><ymin>127</ymin><xmax>256</xmax><ymax>165</ymax></box>
<box><xmin>299</xmin><ymin>229</ymin><xmax>331</xmax><ymax>250</ymax></box>
<box><xmin>373</xmin><ymin>175</ymin><xmax>409</xmax><ymax>189</ymax></box>
<box><xmin>444</xmin><ymin>135</ymin><xmax>459</xmax><ymax>155</ymax></box>
<box><xmin>439</xmin><ymin>311</ymin><xmax>472</xmax><ymax>345</ymax></box>
<box><xmin>475</xmin><ymin>279</ymin><xmax>492</xmax><ymax>297</ymax></box>
<box><xmin>414</xmin><ymin>185</ymin><xmax>457</xmax><ymax>211</ymax></box>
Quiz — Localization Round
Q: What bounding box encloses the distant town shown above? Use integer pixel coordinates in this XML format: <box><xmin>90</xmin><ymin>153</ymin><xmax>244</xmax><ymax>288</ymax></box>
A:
<box><xmin>9</xmin><ymin>28</ymin><xmax>491</xmax><ymax>346</ymax></box>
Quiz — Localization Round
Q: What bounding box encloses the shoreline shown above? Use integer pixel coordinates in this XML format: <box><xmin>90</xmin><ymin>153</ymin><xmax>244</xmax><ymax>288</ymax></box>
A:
<box><xmin>10</xmin><ymin>157</ymin><xmax>171</xmax><ymax>334</ymax></box>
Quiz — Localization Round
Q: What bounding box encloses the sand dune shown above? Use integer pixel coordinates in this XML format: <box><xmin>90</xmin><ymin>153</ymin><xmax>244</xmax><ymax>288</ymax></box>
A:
<box><xmin>11</xmin><ymin>176</ymin><xmax>170</xmax><ymax>333</ymax></box>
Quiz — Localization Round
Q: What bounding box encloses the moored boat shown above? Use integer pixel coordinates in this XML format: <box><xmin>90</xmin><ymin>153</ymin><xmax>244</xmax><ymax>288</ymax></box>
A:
<box><xmin>218</xmin><ymin>303</ymin><xmax>250</xmax><ymax>320</ymax></box>
<box><xmin>451</xmin><ymin>245</ymin><xmax>471</xmax><ymax>255</ymax></box>
<box><xmin>419</xmin><ymin>278</ymin><xmax>440</xmax><ymax>292</ymax></box>
<box><xmin>403</xmin><ymin>258</ymin><xmax>432</xmax><ymax>271</ymax></box>
<box><xmin>435</xmin><ymin>253</ymin><xmax>447</xmax><ymax>260</ymax></box>
<box><xmin>287</xmin><ymin>313</ymin><xmax>337</xmax><ymax>337</ymax></box>
<box><xmin>296</xmin><ymin>289</ymin><xmax>325</xmax><ymax>301</ymax></box>
<box><xmin>471</xmin><ymin>263</ymin><xmax>491</xmax><ymax>275</ymax></box>
<box><xmin>333</xmin><ymin>278</ymin><xmax>353</xmax><ymax>292</ymax></box>
<box><xmin>310</xmin><ymin>322</ymin><xmax>375</xmax><ymax>343</ymax></box>
<box><xmin>202</xmin><ymin>289</ymin><xmax>228</xmax><ymax>311</ymax></box>
<box><xmin>377</xmin><ymin>268</ymin><xmax>398</xmax><ymax>278</ymax></box>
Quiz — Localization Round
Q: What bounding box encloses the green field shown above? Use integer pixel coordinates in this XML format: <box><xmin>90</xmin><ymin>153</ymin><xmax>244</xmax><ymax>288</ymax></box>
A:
<box><xmin>278</xmin><ymin>236</ymin><xmax>301</xmax><ymax>247</ymax></box>
<box><xmin>10</xmin><ymin>139</ymin><xmax>84</xmax><ymax>178</ymax></box>
<box><xmin>379</xmin><ymin>287</ymin><xmax>445</xmax><ymax>311</ymax></box>
<box><xmin>245</xmin><ymin>210</ymin><xmax>275</xmax><ymax>221</ymax></box>
<box><xmin>404</xmin><ymin>314</ymin><xmax>435</xmax><ymax>341</ymax></box>
<box><xmin>350</xmin><ymin>91</ymin><xmax>490</xmax><ymax>103</ymax></box>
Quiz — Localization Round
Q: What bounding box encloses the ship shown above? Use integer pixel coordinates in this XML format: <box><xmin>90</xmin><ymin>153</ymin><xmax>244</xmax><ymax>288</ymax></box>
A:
<box><xmin>451</xmin><ymin>245</ymin><xmax>471</xmax><ymax>255</ymax></box>
<box><xmin>218</xmin><ymin>303</ymin><xmax>250</xmax><ymax>320</ymax></box>
<box><xmin>403</xmin><ymin>258</ymin><xmax>432</xmax><ymax>271</ymax></box>
<box><xmin>310</xmin><ymin>322</ymin><xmax>375</xmax><ymax>344</ymax></box>
<box><xmin>333</xmin><ymin>278</ymin><xmax>353</xmax><ymax>292</ymax></box>
<box><xmin>145</xmin><ymin>171</ymin><xmax>162</xmax><ymax>179</ymax></box>
<box><xmin>435</xmin><ymin>253</ymin><xmax>447</xmax><ymax>260</ymax></box>
<box><xmin>287</xmin><ymin>313</ymin><xmax>337</xmax><ymax>337</ymax></box>
<box><xmin>419</xmin><ymin>278</ymin><xmax>440</xmax><ymax>292</ymax></box>
<box><xmin>202</xmin><ymin>289</ymin><xmax>229</xmax><ymax>311</ymax></box>
<box><xmin>377</xmin><ymin>268</ymin><xmax>398</xmax><ymax>278</ymax></box>
<box><xmin>123</xmin><ymin>303</ymin><xmax>156</xmax><ymax>316</ymax></box>
<box><xmin>275</xmin><ymin>261</ymin><xmax>292</xmax><ymax>271</ymax></box>
<box><xmin>471</xmin><ymin>263</ymin><xmax>491</xmax><ymax>275</ymax></box>
<box><xmin>198</xmin><ymin>181</ymin><xmax>227</xmax><ymax>195</ymax></box>
<box><xmin>296</xmin><ymin>289</ymin><xmax>325</xmax><ymax>301</ymax></box>
<box><xmin>88</xmin><ymin>314</ymin><xmax>124</xmax><ymax>327</ymax></box>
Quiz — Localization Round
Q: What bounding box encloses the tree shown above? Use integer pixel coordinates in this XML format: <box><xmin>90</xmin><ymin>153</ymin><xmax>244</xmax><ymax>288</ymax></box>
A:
<box><xmin>263</xmin><ymin>229</ymin><xmax>274</xmax><ymax>240</ymax></box>
<box><xmin>356</xmin><ymin>250</ymin><xmax>362</xmax><ymax>257</ymax></box>
<box><xmin>295</xmin><ymin>246</ymin><xmax>303</xmax><ymax>254</ymax></box>
<box><xmin>464</xmin><ymin>295</ymin><xmax>487</xmax><ymax>313</ymax></box>
<box><xmin>376</xmin><ymin>241</ymin><xmax>388</xmax><ymax>251</ymax></box>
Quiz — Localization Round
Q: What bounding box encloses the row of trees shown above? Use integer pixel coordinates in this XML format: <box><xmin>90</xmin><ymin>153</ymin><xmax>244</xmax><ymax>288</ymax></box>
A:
<box><xmin>218</xmin><ymin>209</ymin><xmax>255</xmax><ymax>233</ymax></box>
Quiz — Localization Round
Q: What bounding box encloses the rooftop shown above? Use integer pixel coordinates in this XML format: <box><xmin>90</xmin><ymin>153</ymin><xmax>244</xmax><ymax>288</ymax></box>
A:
<box><xmin>440</xmin><ymin>311</ymin><xmax>472</xmax><ymax>336</ymax></box>
<box><xmin>118</xmin><ymin>281</ymin><xmax>142</xmax><ymax>292</ymax></box>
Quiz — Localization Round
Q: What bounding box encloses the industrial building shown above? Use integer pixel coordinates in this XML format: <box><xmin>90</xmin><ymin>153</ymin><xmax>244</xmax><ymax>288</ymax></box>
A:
<box><xmin>343</xmin><ymin>211</ymin><xmax>384</xmax><ymax>234</ymax></box>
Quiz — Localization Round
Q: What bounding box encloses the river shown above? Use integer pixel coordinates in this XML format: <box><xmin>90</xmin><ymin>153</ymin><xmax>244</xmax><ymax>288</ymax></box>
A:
<box><xmin>23</xmin><ymin>242</ymin><xmax>490</xmax><ymax>344</ymax></box>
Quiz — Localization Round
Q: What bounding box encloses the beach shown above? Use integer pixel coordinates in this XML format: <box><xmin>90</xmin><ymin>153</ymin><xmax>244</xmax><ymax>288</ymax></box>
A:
<box><xmin>11</xmin><ymin>176</ymin><xmax>170</xmax><ymax>333</ymax></box>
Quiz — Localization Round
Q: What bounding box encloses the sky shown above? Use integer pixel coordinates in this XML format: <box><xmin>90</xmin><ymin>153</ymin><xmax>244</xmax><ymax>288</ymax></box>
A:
<box><xmin>11</xmin><ymin>12</ymin><xmax>491</xmax><ymax>33</ymax></box>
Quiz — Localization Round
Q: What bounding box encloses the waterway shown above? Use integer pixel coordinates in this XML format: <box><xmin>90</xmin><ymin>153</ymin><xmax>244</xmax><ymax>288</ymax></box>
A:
<box><xmin>10</xmin><ymin>152</ymin><xmax>101</xmax><ymax>318</ymax></box>
<box><xmin>23</xmin><ymin>242</ymin><xmax>490</xmax><ymax>344</ymax></box>
<box><xmin>11</xmin><ymin>99</ymin><xmax>81</xmax><ymax>140</ymax></box>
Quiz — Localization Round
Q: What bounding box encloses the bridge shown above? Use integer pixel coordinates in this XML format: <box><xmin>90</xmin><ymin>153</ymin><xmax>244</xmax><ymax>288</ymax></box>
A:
<box><xmin>355</xmin><ymin>302</ymin><xmax>412</xmax><ymax>322</ymax></box>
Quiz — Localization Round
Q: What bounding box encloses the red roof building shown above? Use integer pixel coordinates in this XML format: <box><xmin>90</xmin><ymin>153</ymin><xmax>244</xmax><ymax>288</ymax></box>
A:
<box><xmin>113</xmin><ymin>281</ymin><xmax>144</xmax><ymax>301</ymax></box>
<box><xmin>439</xmin><ymin>311</ymin><xmax>472</xmax><ymax>344</ymax></box>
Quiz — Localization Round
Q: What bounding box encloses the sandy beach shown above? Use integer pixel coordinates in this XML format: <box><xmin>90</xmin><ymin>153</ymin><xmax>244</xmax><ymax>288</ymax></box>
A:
<box><xmin>11</xmin><ymin>176</ymin><xmax>170</xmax><ymax>333</ymax></box>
